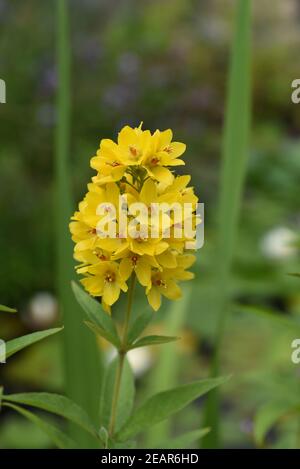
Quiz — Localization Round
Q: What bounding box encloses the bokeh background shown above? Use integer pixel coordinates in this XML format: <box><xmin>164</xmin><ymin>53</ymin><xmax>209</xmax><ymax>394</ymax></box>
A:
<box><xmin>1</xmin><ymin>0</ymin><xmax>300</xmax><ymax>449</ymax></box>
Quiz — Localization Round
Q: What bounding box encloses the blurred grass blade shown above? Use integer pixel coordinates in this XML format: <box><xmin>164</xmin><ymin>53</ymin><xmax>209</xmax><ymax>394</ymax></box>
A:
<box><xmin>203</xmin><ymin>0</ymin><xmax>252</xmax><ymax>448</ymax></box>
<box><xmin>3</xmin><ymin>403</ymin><xmax>77</xmax><ymax>449</ymax></box>
<box><xmin>234</xmin><ymin>303</ymin><xmax>300</xmax><ymax>332</ymax></box>
<box><xmin>0</xmin><ymin>304</ymin><xmax>16</xmax><ymax>313</ymax></box>
<box><xmin>145</xmin><ymin>287</ymin><xmax>191</xmax><ymax>447</ymax></box>
<box><xmin>254</xmin><ymin>401</ymin><xmax>298</xmax><ymax>446</ymax></box>
<box><xmin>55</xmin><ymin>0</ymin><xmax>101</xmax><ymax>447</ymax></box>
<box><xmin>5</xmin><ymin>327</ymin><xmax>62</xmax><ymax>359</ymax></box>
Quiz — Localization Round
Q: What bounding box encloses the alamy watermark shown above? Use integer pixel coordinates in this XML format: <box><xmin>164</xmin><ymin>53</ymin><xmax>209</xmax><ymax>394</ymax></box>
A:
<box><xmin>291</xmin><ymin>79</ymin><xmax>300</xmax><ymax>104</ymax></box>
<box><xmin>0</xmin><ymin>339</ymin><xmax>6</xmax><ymax>363</ymax></box>
<box><xmin>95</xmin><ymin>197</ymin><xmax>204</xmax><ymax>250</ymax></box>
<box><xmin>291</xmin><ymin>339</ymin><xmax>300</xmax><ymax>364</ymax></box>
<box><xmin>0</xmin><ymin>78</ymin><xmax>6</xmax><ymax>103</ymax></box>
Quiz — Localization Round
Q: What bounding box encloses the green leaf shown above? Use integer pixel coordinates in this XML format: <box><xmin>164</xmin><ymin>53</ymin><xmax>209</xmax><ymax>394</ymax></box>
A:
<box><xmin>116</xmin><ymin>375</ymin><xmax>229</xmax><ymax>442</ymax></box>
<box><xmin>155</xmin><ymin>428</ymin><xmax>211</xmax><ymax>449</ymax></box>
<box><xmin>84</xmin><ymin>321</ymin><xmax>119</xmax><ymax>347</ymax></box>
<box><xmin>3</xmin><ymin>403</ymin><xmax>76</xmax><ymax>449</ymax></box>
<box><xmin>254</xmin><ymin>401</ymin><xmax>298</xmax><ymax>446</ymax></box>
<box><xmin>129</xmin><ymin>335</ymin><xmax>179</xmax><ymax>350</ymax></box>
<box><xmin>110</xmin><ymin>439</ymin><xmax>137</xmax><ymax>449</ymax></box>
<box><xmin>289</xmin><ymin>273</ymin><xmax>300</xmax><ymax>278</ymax></box>
<box><xmin>127</xmin><ymin>310</ymin><xmax>152</xmax><ymax>344</ymax></box>
<box><xmin>3</xmin><ymin>392</ymin><xmax>98</xmax><ymax>438</ymax></box>
<box><xmin>100</xmin><ymin>357</ymin><xmax>135</xmax><ymax>433</ymax></box>
<box><xmin>0</xmin><ymin>386</ymin><xmax>3</xmax><ymax>410</ymax></box>
<box><xmin>72</xmin><ymin>281</ymin><xmax>120</xmax><ymax>347</ymax></box>
<box><xmin>5</xmin><ymin>327</ymin><xmax>63</xmax><ymax>360</ymax></box>
<box><xmin>0</xmin><ymin>304</ymin><xmax>16</xmax><ymax>313</ymax></box>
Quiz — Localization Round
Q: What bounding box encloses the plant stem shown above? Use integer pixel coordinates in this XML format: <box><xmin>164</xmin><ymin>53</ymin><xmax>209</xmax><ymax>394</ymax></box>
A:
<box><xmin>108</xmin><ymin>273</ymin><xmax>136</xmax><ymax>437</ymax></box>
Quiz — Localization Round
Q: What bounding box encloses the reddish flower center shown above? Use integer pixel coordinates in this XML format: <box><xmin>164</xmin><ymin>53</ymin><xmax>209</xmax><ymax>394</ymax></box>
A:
<box><xmin>163</xmin><ymin>146</ymin><xmax>172</xmax><ymax>154</ymax></box>
<box><xmin>105</xmin><ymin>272</ymin><xmax>115</xmax><ymax>283</ymax></box>
<box><xmin>129</xmin><ymin>146</ymin><xmax>139</xmax><ymax>157</ymax></box>
<box><xmin>155</xmin><ymin>278</ymin><xmax>166</xmax><ymax>287</ymax></box>
<box><xmin>131</xmin><ymin>255</ymin><xmax>138</xmax><ymax>266</ymax></box>
<box><xmin>151</xmin><ymin>157</ymin><xmax>160</xmax><ymax>166</ymax></box>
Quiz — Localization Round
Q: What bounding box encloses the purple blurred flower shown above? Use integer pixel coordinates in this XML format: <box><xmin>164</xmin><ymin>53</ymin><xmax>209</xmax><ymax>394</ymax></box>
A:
<box><xmin>118</xmin><ymin>52</ymin><xmax>140</xmax><ymax>79</ymax></box>
<box><xmin>36</xmin><ymin>104</ymin><xmax>56</xmax><ymax>127</ymax></box>
<box><xmin>102</xmin><ymin>83</ymin><xmax>137</xmax><ymax>111</ymax></box>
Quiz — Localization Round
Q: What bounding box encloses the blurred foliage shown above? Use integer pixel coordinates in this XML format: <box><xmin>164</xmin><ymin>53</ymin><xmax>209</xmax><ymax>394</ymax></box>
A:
<box><xmin>1</xmin><ymin>0</ymin><xmax>300</xmax><ymax>449</ymax></box>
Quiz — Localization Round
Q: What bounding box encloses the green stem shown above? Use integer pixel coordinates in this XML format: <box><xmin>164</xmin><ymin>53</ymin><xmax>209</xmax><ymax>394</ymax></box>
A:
<box><xmin>108</xmin><ymin>273</ymin><xmax>136</xmax><ymax>438</ymax></box>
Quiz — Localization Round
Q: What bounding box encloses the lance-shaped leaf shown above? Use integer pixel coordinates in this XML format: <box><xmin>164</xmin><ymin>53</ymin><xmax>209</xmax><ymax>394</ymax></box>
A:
<box><xmin>5</xmin><ymin>327</ymin><xmax>63</xmax><ymax>360</ymax></box>
<box><xmin>129</xmin><ymin>335</ymin><xmax>179</xmax><ymax>350</ymax></box>
<box><xmin>3</xmin><ymin>403</ymin><xmax>77</xmax><ymax>449</ymax></box>
<box><xmin>127</xmin><ymin>310</ymin><xmax>152</xmax><ymax>345</ymax></box>
<box><xmin>2</xmin><ymin>392</ymin><xmax>98</xmax><ymax>438</ymax></box>
<box><xmin>116</xmin><ymin>376</ymin><xmax>229</xmax><ymax>442</ymax></box>
<box><xmin>84</xmin><ymin>321</ymin><xmax>119</xmax><ymax>348</ymax></box>
<box><xmin>72</xmin><ymin>281</ymin><xmax>120</xmax><ymax>347</ymax></box>
<box><xmin>155</xmin><ymin>428</ymin><xmax>211</xmax><ymax>449</ymax></box>
<box><xmin>0</xmin><ymin>304</ymin><xmax>16</xmax><ymax>313</ymax></box>
<box><xmin>100</xmin><ymin>357</ymin><xmax>135</xmax><ymax>433</ymax></box>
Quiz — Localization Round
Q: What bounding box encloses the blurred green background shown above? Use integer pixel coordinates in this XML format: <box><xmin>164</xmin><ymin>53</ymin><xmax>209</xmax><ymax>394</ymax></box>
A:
<box><xmin>1</xmin><ymin>0</ymin><xmax>300</xmax><ymax>449</ymax></box>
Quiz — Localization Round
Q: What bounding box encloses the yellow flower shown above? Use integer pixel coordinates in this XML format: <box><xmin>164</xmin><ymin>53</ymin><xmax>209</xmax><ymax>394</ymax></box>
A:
<box><xmin>82</xmin><ymin>261</ymin><xmax>128</xmax><ymax>305</ymax></box>
<box><xmin>146</xmin><ymin>269</ymin><xmax>182</xmax><ymax>311</ymax></box>
<box><xmin>146</xmin><ymin>254</ymin><xmax>195</xmax><ymax>311</ymax></box>
<box><xmin>70</xmin><ymin>124</ymin><xmax>198</xmax><ymax>311</ymax></box>
<box><xmin>119</xmin><ymin>252</ymin><xmax>154</xmax><ymax>287</ymax></box>
<box><xmin>91</xmin><ymin>138</ymin><xmax>127</xmax><ymax>184</ymax></box>
<box><xmin>141</xmin><ymin>129</ymin><xmax>185</xmax><ymax>184</ymax></box>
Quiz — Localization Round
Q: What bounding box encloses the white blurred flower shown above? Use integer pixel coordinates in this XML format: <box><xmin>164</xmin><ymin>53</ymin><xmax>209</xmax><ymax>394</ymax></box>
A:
<box><xmin>127</xmin><ymin>347</ymin><xmax>153</xmax><ymax>377</ymax></box>
<box><xmin>27</xmin><ymin>292</ymin><xmax>58</xmax><ymax>328</ymax></box>
<box><xmin>106</xmin><ymin>346</ymin><xmax>153</xmax><ymax>378</ymax></box>
<box><xmin>261</xmin><ymin>227</ymin><xmax>298</xmax><ymax>260</ymax></box>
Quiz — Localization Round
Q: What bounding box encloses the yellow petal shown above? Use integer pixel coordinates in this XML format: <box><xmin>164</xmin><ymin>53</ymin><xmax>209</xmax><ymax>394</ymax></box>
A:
<box><xmin>158</xmin><ymin>129</ymin><xmax>173</xmax><ymax>149</ymax></box>
<box><xmin>81</xmin><ymin>277</ymin><xmax>103</xmax><ymax>296</ymax></box>
<box><xmin>177</xmin><ymin>254</ymin><xmax>196</xmax><ymax>269</ymax></box>
<box><xmin>168</xmin><ymin>142</ymin><xmax>186</xmax><ymax>158</ymax></box>
<box><xmin>147</xmin><ymin>287</ymin><xmax>161</xmax><ymax>311</ymax></box>
<box><xmin>119</xmin><ymin>257</ymin><xmax>133</xmax><ymax>281</ymax></box>
<box><xmin>157</xmin><ymin>250</ymin><xmax>177</xmax><ymax>268</ymax></box>
<box><xmin>163</xmin><ymin>280</ymin><xmax>182</xmax><ymax>300</ymax></box>
<box><xmin>118</xmin><ymin>125</ymin><xmax>136</xmax><ymax>147</ymax></box>
<box><xmin>103</xmin><ymin>282</ymin><xmax>120</xmax><ymax>305</ymax></box>
<box><xmin>136</xmin><ymin>260</ymin><xmax>151</xmax><ymax>287</ymax></box>
<box><xmin>140</xmin><ymin>178</ymin><xmax>157</xmax><ymax>206</ymax></box>
<box><xmin>150</xmin><ymin>166</ymin><xmax>174</xmax><ymax>185</ymax></box>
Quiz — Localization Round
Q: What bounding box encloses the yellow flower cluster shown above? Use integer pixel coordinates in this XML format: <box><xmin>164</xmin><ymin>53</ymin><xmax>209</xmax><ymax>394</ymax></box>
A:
<box><xmin>70</xmin><ymin>124</ymin><xmax>199</xmax><ymax>311</ymax></box>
